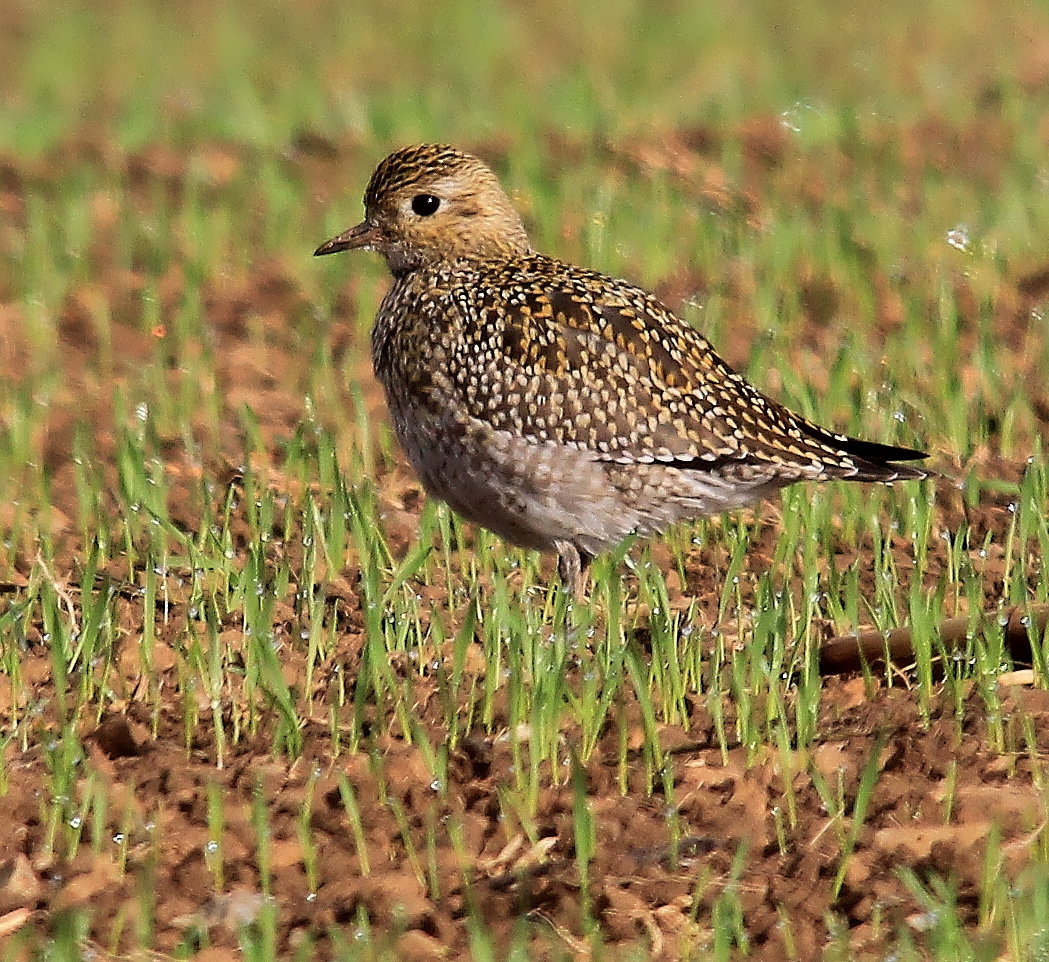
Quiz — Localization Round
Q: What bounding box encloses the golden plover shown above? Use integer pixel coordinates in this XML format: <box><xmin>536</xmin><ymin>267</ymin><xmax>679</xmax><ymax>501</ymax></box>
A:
<box><xmin>316</xmin><ymin>144</ymin><xmax>928</xmax><ymax>594</ymax></box>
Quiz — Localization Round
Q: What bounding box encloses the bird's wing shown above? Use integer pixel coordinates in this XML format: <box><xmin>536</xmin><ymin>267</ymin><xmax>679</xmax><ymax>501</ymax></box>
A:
<box><xmin>445</xmin><ymin>257</ymin><xmax>921</xmax><ymax>477</ymax></box>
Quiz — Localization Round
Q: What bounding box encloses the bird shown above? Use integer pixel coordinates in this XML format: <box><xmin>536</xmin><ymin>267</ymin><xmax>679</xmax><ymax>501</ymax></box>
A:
<box><xmin>315</xmin><ymin>144</ymin><xmax>928</xmax><ymax>595</ymax></box>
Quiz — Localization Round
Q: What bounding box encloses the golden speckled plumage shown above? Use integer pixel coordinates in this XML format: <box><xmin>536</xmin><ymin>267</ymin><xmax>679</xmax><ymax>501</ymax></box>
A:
<box><xmin>316</xmin><ymin>144</ymin><xmax>928</xmax><ymax>593</ymax></box>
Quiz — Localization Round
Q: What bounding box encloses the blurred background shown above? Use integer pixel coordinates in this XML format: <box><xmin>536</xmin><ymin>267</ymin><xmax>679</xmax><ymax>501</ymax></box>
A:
<box><xmin>3</xmin><ymin>0</ymin><xmax>1044</xmax><ymax>147</ymax></box>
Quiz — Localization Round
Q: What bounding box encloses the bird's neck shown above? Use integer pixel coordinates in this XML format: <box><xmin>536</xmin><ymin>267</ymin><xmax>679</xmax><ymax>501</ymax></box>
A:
<box><xmin>389</xmin><ymin>244</ymin><xmax>534</xmax><ymax>280</ymax></box>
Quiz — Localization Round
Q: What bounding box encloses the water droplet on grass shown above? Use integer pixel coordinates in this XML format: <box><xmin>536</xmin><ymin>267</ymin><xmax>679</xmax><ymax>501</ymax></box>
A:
<box><xmin>780</xmin><ymin>99</ymin><xmax>813</xmax><ymax>133</ymax></box>
<box><xmin>946</xmin><ymin>225</ymin><xmax>971</xmax><ymax>252</ymax></box>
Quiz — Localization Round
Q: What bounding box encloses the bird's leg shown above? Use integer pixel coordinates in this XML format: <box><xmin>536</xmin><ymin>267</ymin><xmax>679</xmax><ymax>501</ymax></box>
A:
<box><xmin>555</xmin><ymin>540</ymin><xmax>593</xmax><ymax>599</ymax></box>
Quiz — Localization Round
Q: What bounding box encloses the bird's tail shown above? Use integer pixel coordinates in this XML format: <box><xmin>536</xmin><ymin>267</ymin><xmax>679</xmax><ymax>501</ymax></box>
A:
<box><xmin>830</xmin><ymin>434</ymin><xmax>931</xmax><ymax>483</ymax></box>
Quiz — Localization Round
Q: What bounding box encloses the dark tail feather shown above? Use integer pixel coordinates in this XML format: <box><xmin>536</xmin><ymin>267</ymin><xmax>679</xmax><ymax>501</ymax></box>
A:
<box><xmin>834</xmin><ymin>435</ymin><xmax>930</xmax><ymax>482</ymax></box>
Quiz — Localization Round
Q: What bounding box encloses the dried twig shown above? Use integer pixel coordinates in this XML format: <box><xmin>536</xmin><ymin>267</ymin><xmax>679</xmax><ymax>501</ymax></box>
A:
<box><xmin>819</xmin><ymin>605</ymin><xmax>1049</xmax><ymax>676</ymax></box>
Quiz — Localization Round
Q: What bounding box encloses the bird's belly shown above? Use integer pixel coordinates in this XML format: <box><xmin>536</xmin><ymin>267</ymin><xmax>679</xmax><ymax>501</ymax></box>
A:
<box><xmin>386</xmin><ymin>399</ymin><xmax>639</xmax><ymax>554</ymax></box>
<box><xmin>384</xmin><ymin>394</ymin><xmax>782</xmax><ymax>557</ymax></box>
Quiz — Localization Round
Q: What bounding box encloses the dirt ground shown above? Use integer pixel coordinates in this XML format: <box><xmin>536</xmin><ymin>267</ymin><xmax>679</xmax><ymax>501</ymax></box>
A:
<box><xmin>1</xmin><ymin>132</ymin><xmax>1048</xmax><ymax>960</ymax></box>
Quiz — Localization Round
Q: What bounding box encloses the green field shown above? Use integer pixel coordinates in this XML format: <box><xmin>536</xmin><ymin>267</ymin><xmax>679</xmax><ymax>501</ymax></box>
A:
<box><xmin>2</xmin><ymin>0</ymin><xmax>1049</xmax><ymax>959</ymax></box>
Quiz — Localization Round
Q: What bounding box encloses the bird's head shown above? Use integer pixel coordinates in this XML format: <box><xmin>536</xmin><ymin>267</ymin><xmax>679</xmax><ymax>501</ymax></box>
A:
<box><xmin>315</xmin><ymin>144</ymin><xmax>531</xmax><ymax>276</ymax></box>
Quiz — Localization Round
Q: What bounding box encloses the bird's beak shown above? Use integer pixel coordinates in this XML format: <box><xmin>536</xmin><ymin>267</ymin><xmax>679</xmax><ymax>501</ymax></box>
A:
<box><xmin>314</xmin><ymin>220</ymin><xmax>381</xmax><ymax>256</ymax></box>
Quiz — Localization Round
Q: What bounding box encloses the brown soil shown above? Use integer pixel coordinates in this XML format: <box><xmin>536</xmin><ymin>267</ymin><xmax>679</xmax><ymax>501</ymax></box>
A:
<box><xmin>5</xmin><ymin>678</ymin><xmax>1049</xmax><ymax>961</ymax></box>
<box><xmin>0</xmin><ymin>132</ymin><xmax>1048</xmax><ymax>961</ymax></box>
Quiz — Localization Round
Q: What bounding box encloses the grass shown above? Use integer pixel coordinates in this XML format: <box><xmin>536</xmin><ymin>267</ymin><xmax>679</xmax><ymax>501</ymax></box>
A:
<box><xmin>1</xmin><ymin>0</ymin><xmax>1049</xmax><ymax>958</ymax></box>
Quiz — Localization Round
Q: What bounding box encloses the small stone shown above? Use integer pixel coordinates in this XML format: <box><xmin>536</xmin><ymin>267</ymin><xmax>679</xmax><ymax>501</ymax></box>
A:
<box><xmin>394</xmin><ymin>929</ymin><xmax>446</xmax><ymax>962</ymax></box>
<box><xmin>0</xmin><ymin>854</ymin><xmax>41</xmax><ymax>912</ymax></box>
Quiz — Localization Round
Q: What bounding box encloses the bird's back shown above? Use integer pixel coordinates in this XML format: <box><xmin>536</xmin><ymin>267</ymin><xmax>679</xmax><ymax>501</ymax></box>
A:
<box><xmin>373</xmin><ymin>251</ymin><xmax>926</xmax><ymax>487</ymax></box>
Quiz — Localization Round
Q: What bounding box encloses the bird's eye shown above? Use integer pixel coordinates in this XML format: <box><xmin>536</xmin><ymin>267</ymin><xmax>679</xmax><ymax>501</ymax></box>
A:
<box><xmin>411</xmin><ymin>194</ymin><xmax>441</xmax><ymax>216</ymax></box>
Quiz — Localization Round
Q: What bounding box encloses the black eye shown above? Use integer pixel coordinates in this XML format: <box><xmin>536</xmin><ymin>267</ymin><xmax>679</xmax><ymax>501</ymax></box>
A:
<box><xmin>411</xmin><ymin>194</ymin><xmax>441</xmax><ymax>216</ymax></box>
